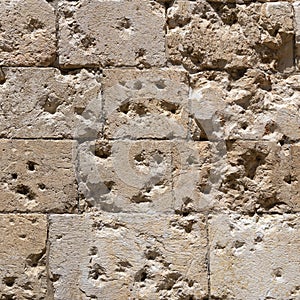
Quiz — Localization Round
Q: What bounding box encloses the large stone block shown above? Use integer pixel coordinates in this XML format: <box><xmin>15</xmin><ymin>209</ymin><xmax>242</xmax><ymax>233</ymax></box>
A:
<box><xmin>0</xmin><ymin>68</ymin><xmax>101</xmax><ymax>138</ymax></box>
<box><xmin>0</xmin><ymin>0</ymin><xmax>56</xmax><ymax>66</ymax></box>
<box><xmin>219</xmin><ymin>140</ymin><xmax>299</xmax><ymax>214</ymax></box>
<box><xmin>49</xmin><ymin>213</ymin><xmax>208</xmax><ymax>299</ymax></box>
<box><xmin>209</xmin><ymin>213</ymin><xmax>300</xmax><ymax>300</ymax></box>
<box><xmin>167</xmin><ymin>1</ymin><xmax>294</xmax><ymax>72</ymax></box>
<box><xmin>58</xmin><ymin>0</ymin><xmax>166</xmax><ymax>68</ymax></box>
<box><xmin>0</xmin><ymin>214</ymin><xmax>47</xmax><ymax>300</ymax></box>
<box><xmin>189</xmin><ymin>70</ymin><xmax>300</xmax><ymax>142</ymax></box>
<box><xmin>102</xmin><ymin>68</ymin><xmax>190</xmax><ymax>140</ymax></box>
<box><xmin>76</xmin><ymin>140</ymin><xmax>213</xmax><ymax>213</ymax></box>
<box><xmin>0</xmin><ymin>140</ymin><xmax>77</xmax><ymax>212</ymax></box>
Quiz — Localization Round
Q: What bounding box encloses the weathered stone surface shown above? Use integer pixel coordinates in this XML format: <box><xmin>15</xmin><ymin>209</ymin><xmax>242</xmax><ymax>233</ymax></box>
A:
<box><xmin>294</xmin><ymin>2</ymin><xmax>300</xmax><ymax>69</ymax></box>
<box><xmin>58</xmin><ymin>0</ymin><xmax>166</xmax><ymax>68</ymax></box>
<box><xmin>167</xmin><ymin>1</ymin><xmax>294</xmax><ymax>73</ymax></box>
<box><xmin>0</xmin><ymin>214</ymin><xmax>47</xmax><ymax>299</ymax></box>
<box><xmin>0</xmin><ymin>68</ymin><xmax>101</xmax><ymax>138</ymax></box>
<box><xmin>190</xmin><ymin>70</ymin><xmax>300</xmax><ymax>142</ymax></box>
<box><xmin>49</xmin><ymin>213</ymin><xmax>208</xmax><ymax>299</ymax></box>
<box><xmin>102</xmin><ymin>68</ymin><xmax>190</xmax><ymax>140</ymax></box>
<box><xmin>76</xmin><ymin>140</ymin><xmax>213</xmax><ymax>213</ymax></box>
<box><xmin>0</xmin><ymin>0</ymin><xmax>56</xmax><ymax>66</ymax></box>
<box><xmin>0</xmin><ymin>140</ymin><xmax>77</xmax><ymax>212</ymax></box>
<box><xmin>209</xmin><ymin>213</ymin><xmax>300</xmax><ymax>300</ymax></box>
<box><xmin>220</xmin><ymin>140</ymin><xmax>299</xmax><ymax>214</ymax></box>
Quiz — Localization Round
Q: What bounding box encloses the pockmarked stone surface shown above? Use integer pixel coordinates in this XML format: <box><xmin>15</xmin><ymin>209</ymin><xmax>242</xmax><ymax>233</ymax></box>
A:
<box><xmin>0</xmin><ymin>68</ymin><xmax>101</xmax><ymax>138</ymax></box>
<box><xmin>209</xmin><ymin>213</ymin><xmax>300</xmax><ymax>300</ymax></box>
<box><xmin>167</xmin><ymin>1</ymin><xmax>294</xmax><ymax>73</ymax></box>
<box><xmin>58</xmin><ymin>0</ymin><xmax>166</xmax><ymax>68</ymax></box>
<box><xmin>0</xmin><ymin>0</ymin><xmax>56</xmax><ymax>66</ymax></box>
<box><xmin>189</xmin><ymin>70</ymin><xmax>300</xmax><ymax>142</ymax></box>
<box><xmin>102</xmin><ymin>68</ymin><xmax>190</xmax><ymax>140</ymax></box>
<box><xmin>294</xmin><ymin>2</ymin><xmax>300</xmax><ymax>69</ymax></box>
<box><xmin>76</xmin><ymin>140</ymin><xmax>213</xmax><ymax>213</ymax></box>
<box><xmin>0</xmin><ymin>214</ymin><xmax>47</xmax><ymax>300</ymax></box>
<box><xmin>220</xmin><ymin>140</ymin><xmax>299</xmax><ymax>214</ymax></box>
<box><xmin>49</xmin><ymin>213</ymin><xmax>208</xmax><ymax>299</ymax></box>
<box><xmin>0</xmin><ymin>140</ymin><xmax>77</xmax><ymax>212</ymax></box>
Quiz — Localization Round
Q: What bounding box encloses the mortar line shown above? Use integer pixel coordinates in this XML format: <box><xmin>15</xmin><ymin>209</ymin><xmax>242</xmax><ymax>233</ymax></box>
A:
<box><xmin>205</xmin><ymin>213</ymin><xmax>211</xmax><ymax>300</ymax></box>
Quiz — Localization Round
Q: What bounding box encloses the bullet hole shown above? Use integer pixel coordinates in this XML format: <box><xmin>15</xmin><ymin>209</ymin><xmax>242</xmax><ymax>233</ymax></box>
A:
<box><xmin>160</xmin><ymin>100</ymin><xmax>179</xmax><ymax>114</ymax></box>
<box><xmin>119</xmin><ymin>102</ymin><xmax>130</xmax><ymax>114</ymax></box>
<box><xmin>26</xmin><ymin>18</ymin><xmax>44</xmax><ymax>32</ymax></box>
<box><xmin>133</xmin><ymin>80</ymin><xmax>142</xmax><ymax>90</ymax></box>
<box><xmin>155</xmin><ymin>80</ymin><xmax>166</xmax><ymax>89</ymax></box>
<box><xmin>284</xmin><ymin>174</ymin><xmax>292</xmax><ymax>184</ymax></box>
<box><xmin>88</xmin><ymin>246</ymin><xmax>98</xmax><ymax>256</ymax></box>
<box><xmin>0</xmin><ymin>68</ymin><xmax>5</xmax><ymax>84</ymax></box>
<box><xmin>3</xmin><ymin>277</ymin><xmax>16</xmax><ymax>287</ymax></box>
<box><xmin>11</xmin><ymin>173</ymin><xmax>18</xmax><ymax>180</ymax></box>
<box><xmin>134</xmin><ymin>268</ymin><xmax>148</xmax><ymax>282</ymax></box>
<box><xmin>234</xmin><ymin>240</ymin><xmax>245</xmax><ymax>248</ymax></box>
<box><xmin>273</xmin><ymin>268</ymin><xmax>283</xmax><ymax>277</ymax></box>
<box><xmin>18</xmin><ymin>234</ymin><xmax>27</xmax><ymax>239</ymax></box>
<box><xmin>74</xmin><ymin>107</ymin><xmax>85</xmax><ymax>115</ymax></box>
<box><xmin>88</xmin><ymin>263</ymin><xmax>106</xmax><ymax>280</ymax></box>
<box><xmin>38</xmin><ymin>183</ymin><xmax>46</xmax><ymax>190</ymax></box>
<box><xmin>94</xmin><ymin>141</ymin><xmax>111</xmax><ymax>159</ymax></box>
<box><xmin>15</xmin><ymin>184</ymin><xmax>36</xmax><ymax>200</ymax></box>
<box><xmin>27</xmin><ymin>161</ymin><xmax>36</xmax><ymax>171</ymax></box>
<box><xmin>131</xmin><ymin>192</ymin><xmax>152</xmax><ymax>203</ymax></box>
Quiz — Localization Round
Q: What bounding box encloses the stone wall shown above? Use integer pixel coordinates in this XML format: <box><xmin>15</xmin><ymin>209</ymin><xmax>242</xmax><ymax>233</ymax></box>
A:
<box><xmin>0</xmin><ymin>0</ymin><xmax>299</xmax><ymax>299</ymax></box>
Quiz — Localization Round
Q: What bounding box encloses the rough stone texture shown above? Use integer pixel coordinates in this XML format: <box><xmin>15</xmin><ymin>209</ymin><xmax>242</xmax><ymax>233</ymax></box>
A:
<box><xmin>0</xmin><ymin>140</ymin><xmax>77</xmax><ymax>212</ymax></box>
<box><xmin>190</xmin><ymin>70</ymin><xmax>300</xmax><ymax>142</ymax></box>
<box><xmin>0</xmin><ymin>214</ymin><xmax>47</xmax><ymax>300</ymax></box>
<box><xmin>58</xmin><ymin>0</ymin><xmax>166</xmax><ymax>68</ymax></box>
<box><xmin>76</xmin><ymin>140</ymin><xmax>213</xmax><ymax>213</ymax></box>
<box><xmin>209</xmin><ymin>213</ymin><xmax>300</xmax><ymax>300</ymax></box>
<box><xmin>220</xmin><ymin>140</ymin><xmax>300</xmax><ymax>214</ymax></box>
<box><xmin>102</xmin><ymin>68</ymin><xmax>190</xmax><ymax>140</ymax></box>
<box><xmin>0</xmin><ymin>68</ymin><xmax>101</xmax><ymax>138</ymax></box>
<box><xmin>0</xmin><ymin>0</ymin><xmax>56</xmax><ymax>66</ymax></box>
<box><xmin>167</xmin><ymin>1</ymin><xmax>294</xmax><ymax>73</ymax></box>
<box><xmin>294</xmin><ymin>2</ymin><xmax>300</xmax><ymax>69</ymax></box>
<box><xmin>49</xmin><ymin>213</ymin><xmax>208</xmax><ymax>300</ymax></box>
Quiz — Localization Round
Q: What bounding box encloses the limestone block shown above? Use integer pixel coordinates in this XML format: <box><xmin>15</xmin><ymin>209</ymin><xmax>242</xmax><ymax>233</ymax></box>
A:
<box><xmin>189</xmin><ymin>70</ymin><xmax>300</xmax><ymax>142</ymax></box>
<box><xmin>49</xmin><ymin>213</ymin><xmax>208</xmax><ymax>299</ymax></box>
<box><xmin>220</xmin><ymin>140</ymin><xmax>299</xmax><ymax>213</ymax></box>
<box><xmin>0</xmin><ymin>214</ymin><xmax>47</xmax><ymax>300</ymax></box>
<box><xmin>167</xmin><ymin>1</ymin><xmax>294</xmax><ymax>72</ymax></box>
<box><xmin>0</xmin><ymin>140</ymin><xmax>77</xmax><ymax>212</ymax></box>
<box><xmin>76</xmin><ymin>139</ymin><xmax>215</xmax><ymax>213</ymax></box>
<box><xmin>0</xmin><ymin>0</ymin><xmax>56</xmax><ymax>66</ymax></box>
<box><xmin>291</xmin><ymin>144</ymin><xmax>300</xmax><ymax>205</ymax></box>
<box><xmin>58</xmin><ymin>0</ymin><xmax>166</xmax><ymax>68</ymax></box>
<box><xmin>0</xmin><ymin>68</ymin><xmax>101</xmax><ymax>138</ymax></box>
<box><xmin>102</xmin><ymin>68</ymin><xmax>190</xmax><ymax>140</ymax></box>
<box><xmin>294</xmin><ymin>2</ymin><xmax>300</xmax><ymax>68</ymax></box>
<box><xmin>209</xmin><ymin>213</ymin><xmax>300</xmax><ymax>300</ymax></box>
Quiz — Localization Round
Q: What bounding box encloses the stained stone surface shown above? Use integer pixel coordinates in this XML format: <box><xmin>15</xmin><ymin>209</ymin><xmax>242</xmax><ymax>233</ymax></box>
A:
<box><xmin>0</xmin><ymin>214</ymin><xmax>47</xmax><ymax>300</ymax></box>
<box><xmin>0</xmin><ymin>140</ymin><xmax>77</xmax><ymax>212</ymax></box>
<box><xmin>48</xmin><ymin>213</ymin><xmax>208</xmax><ymax>300</ymax></box>
<box><xmin>0</xmin><ymin>0</ymin><xmax>56</xmax><ymax>66</ymax></box>
<box><xmin>102</xmin><ymin>68</ymin><xmax>190</xmax><ymax>140</ymax></box>
<box><xmin>294</xmin><ymin>2</ymin><xmax>300</xmax><ymax>69</ymax></box>
<box><xmin>167</xmin><ymin>1</ymin><xmax>294</xmax><ymax>73</ymax></box>
<box><xmin>58</xmin><ymin>0</ymin><xmax>166</xmax><ymax>68</ymax></box>
<box><xmin>209</xmin><ymin>213</ymin><xmax>300</xmax><ymax>300</ymax></box>
<box><xmin>0</xmin><ymin>68</ymin><xmax>101</xmax><ymax>138</ymax></box>
<box><xmin>76</xmin><ymin>140</ymin><xmax>213</xmax><ymax>213</ymax></box>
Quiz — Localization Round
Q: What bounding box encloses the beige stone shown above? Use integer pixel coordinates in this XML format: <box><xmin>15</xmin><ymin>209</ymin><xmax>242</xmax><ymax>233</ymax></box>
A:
<box><xmin>0</xmin><ymin>68</ymin><xmax>101</xmax><ymax>138</ymax></box>
<box><xmin>102</xmin><ymin>68</ymin><xmax>190</xmax><ymax>140</ymax></box>
<box><xmin>0</xmin><ymin>214</ymin><xmax>47</xmax><ymax>299</ymax></box>
<box><xmin>0</xmin><ymin>140</ymin><xmax>77</xmax><ymax>212</ymax></box>
<box><xmin>209</xmin><ymin>213</ymin><xmax>300</xmax><ymax>300</ymax></box>
<box><xmin>58</xmin><ymin>0</ymin><xmax>166</xmax><ymax>68</ymax></box>
<box><xmin>220</xmin><ymin>140</ymin><xmax>299</xmax><ymax>213</ymax></box>
<box><xmin>294</xmin><ymin>2</ymin><xmax>300</xmax><ymax>69</ymax></box>
<box><xmin>0</xmin><ymin>0</ymin><xmax>56</xmax><ymax>66</ymax></box>
<box><xmin>167</xmin><ymin>1</ymin><xmax>294</xmax><ymax>73</ymax></box>
<box><xmin>76</xmin><ymin>140</ymin><xmax>214</xmax><ymax>213</ymax></box>
<box><xmin>189</xmin><ymin>70</ymin><xmax>300</xmax><ymax>142</ymax></box>
<box><xmin>49</xmin><ymin>213</ymin><xmax>208</xmax><ymax>299</ymax></box>
<box><xmin>291</xmin><ymin>144</ymin><xmax>300</xmax><ymax>206</ymax></box>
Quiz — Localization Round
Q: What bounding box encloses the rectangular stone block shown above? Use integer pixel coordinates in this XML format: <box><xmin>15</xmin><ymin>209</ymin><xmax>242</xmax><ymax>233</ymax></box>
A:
<box><xmin>167</xmin><ymin>1</ymin><xmax>294</xmax><ymax>73</ymax></box>
<box><xmin>0</xmin><ymin>140</ymin><xmax>77</xmax><ymax>212</ymax></box>
<box><xmin>219</xmin><ymin>140</ymin><xmax>299</xmax><ymax>214</ymax></box>
<box><xmin>0</xmin><ymin>214</ymin><xmax>47</xmax><ymax>300</ymax></box>
<box><xmin>0</xmin><ymin>68</ymin><xmax>101</xmax><ymax>138</ymax></box>
<box><xmin>49</xmin><ymin>213</ymin><xmax>208</xmax><ymax>299</ymax></box>
<box><xmin>76</xmin><ymin>139</ymin><xmax>214</xmax><ymax>213</ymax></box>
<box><xmin>102</xmin><ymin>68</ymin><xmax>190</xmax><ymax>140</ymax></box>
<box><xmin>190</xmin><ymin>71</ymin><xmax>300</xmax><ymax>142</ymax></box>
<box><xmin>291</xmin><ymin>144</ymin><xmax>300</xmax><ymax>204</ymax></box>
<box><xmin>0</xmin><ymin>0</ymin><xmax>56</xmax><ymax>66</ymax></box>
<box><xmin>209</xmin><ymin>213</ymin><xmax>300</xmax><ymax>300</ymax></box>
<box><xmin>58</xmin><ymin>0</ymin><xmax>166</xmax><ymax>68</ymax></box>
